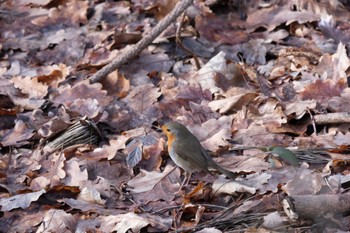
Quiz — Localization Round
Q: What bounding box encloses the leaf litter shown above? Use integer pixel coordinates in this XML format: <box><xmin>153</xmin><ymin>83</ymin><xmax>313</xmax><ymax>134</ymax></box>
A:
<box><xmin>1</xmin><ymin>0</ymin><xmax>350</xmax><ymax>232</ymax></box>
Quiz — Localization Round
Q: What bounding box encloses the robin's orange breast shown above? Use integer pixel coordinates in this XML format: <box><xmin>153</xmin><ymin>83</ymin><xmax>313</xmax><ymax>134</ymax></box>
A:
<box><xmin>162</xmin><ymin>125</ymin><xmax>176</xmax><ymax>151</ymax></box>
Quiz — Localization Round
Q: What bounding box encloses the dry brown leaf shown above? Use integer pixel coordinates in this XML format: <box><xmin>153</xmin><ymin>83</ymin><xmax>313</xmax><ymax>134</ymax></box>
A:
<box><xmin>0</xmin><ymin>189</ymin><xmax>46</xmax><ymax>211</ymax></box>
<box><xmin>139</xmin><ymin>138</ymin><xmax>165</xmax><ymax>171</ymax></box>
<box><xmin>4</xmin><ymin>211</ymin><xmax>45</xmax><ymax>233</ymax></box>
<box><xmin>262</xmin><ymin>211</ymin><xmax>284</xmax><ymax>229</ymax></box>
<box><xmin>212</xmin><ymin>176</ymin><xmax>256</xmax><ymax>195</ymax></box>
<box><xmin>31</xmin><ymin>1</ymin><xmax>89</xmax><ymax>26</ymax></box>
<box><xmin>255</xmin><ymin>98</ymin><xmax>287</xmax><ymax>127</ymax></box>
<box><xmin>62</xmin><ymin>198</ymin><xmax>120</xmax><ymax>214</ymax></box>
<box><xmin>284</xmin><ymin>99</ymin><xmax>316</xmax><ymax>119</ymax></box>
<box><xmin>101</xmin><ymin>70</ymin><xmax>130</xmax><ymax>98</ymax></box>
<box><xmin>245</xmin><ymin>4</ymin><xmax>320</xmax><ymax>33</ymax></box>
<box><xmin>36</xmin><ymin>209</ymin><xmax>76</xmax><ymax>233</ymax></box>
<box><xmin>12</xmin><ymin>76</ymin><xmax>48</xmax><ymax>99</ymax></box>
<box><xmin>77</xmin><ymin>185</ymin><xmax>106</xmax><ymax>205</ymax></box>
<box><xmin>195</xmin><ymin>15</ymin><xmax>249</xmax><ymax>45</ymax></box>
<box><xmin>196</xmin><ymin>228</ymin><xmax>222</xmax><ymax>233</ymax></box>
<box><xmin>121</xmin><ymin>53</ymin><xmax>175</xmax><ymax>86</ymax></box>
<box><xmin>62</xmin><ymin>160</ymin><xmax>88</xmax><ymax>187</ymax></box>
<box><xmin>219</xmin><ymin>154</ymin><xmax>270</xmax><ymax>174</ymax></box>
<box><xmin>281</xmin><ymin>165</ymin><xmax>327</xmax><ymax>195</ymax></box>
<box><xmin>1</xmin><ymin>120</ymin><xmax>35</xmax><ymax>147</ymax></box>
<box><xmin>188</xmin><ymin>116</ymin><xmax>232</xmax><ymax>152</ymax></box>
<box><xmin>151</xmin><ymin>0</ymin><xmax>179</xmax><ymax>20</ymax></box>
<box><xmin>314</xmin><ymin>44</ymin><xmax>347</xmax><ymax>79</ymax></box>
<box><xmin>123</xmin><ymin>84</ymin><xmax>161</xmax><ymax>115</ymax></box>
<box><xmin>300</xmin><ymin>79</ymin><xmax>346</xmax><ymax>107</ymax></box>
<box><xmin>233</xmin><ymin>122</ymin><xmax>291</xmax><ymax>146</ymax></box>
<box><xmin>51</xmin><ymin>80</ymin><xmax>113</xmax><ymax>118</ymax></box>
<box><xmin>191</xmin><ymin>51</ymin><xmax>226</xmax><ymax>94</ymax></box>
<box><xmin>127</xmin><ymin>164</ymin><xmax>180</xmax><ymax>203</ymax></box>
<box><xmin>42</xmin><ymin>153</ymin><xmax>66</xmax><ymax>188</ymax></box>
<box><xmin>208</xmin><ymin>92</ymin><xmax>258</xmax><ymax>114</ymax></box>
<box><xmin>36</xmin><ymin>63</ymin><xmax>69</xmax><ymax>88</ymax></box>
<box><xmin>30</xmin><ymin>176</ymin><xmax>50</xmax><ymax>191</ymax></box>
<box><xmin>98</xmin><ymin>213</ymin><xmax>158</xmax><ymax>233</ymax></box>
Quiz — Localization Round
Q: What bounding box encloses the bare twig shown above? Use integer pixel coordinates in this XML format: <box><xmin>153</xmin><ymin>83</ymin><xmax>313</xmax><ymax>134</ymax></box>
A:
<box><xmin>90</xmin><ymin>0</ymin><xmax>194</xmax><ymax>83</ymax></box>
<box><xmin>175</xmin><ymin>12</ymin><xmax>201</xmax><ymax>69</ymax></box>
<box><xmin>314</xmin><ymin>112</ymin><xmax>350</xmax><ymax>124</ymax></box>
<box><xmin>307</xmin><ymin>108</ymin><xmax>317</xmax><ymax>135</ymax></box>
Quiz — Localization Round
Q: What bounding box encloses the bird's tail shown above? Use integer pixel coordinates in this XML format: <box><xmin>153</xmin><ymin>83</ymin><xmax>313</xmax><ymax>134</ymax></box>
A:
<box><xmin>211</xmin><ymin>162</ymin><xmax>236</xmax><ymax>180</ymax></box>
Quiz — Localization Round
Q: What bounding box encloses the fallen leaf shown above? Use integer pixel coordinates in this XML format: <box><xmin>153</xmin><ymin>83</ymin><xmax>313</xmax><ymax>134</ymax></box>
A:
<box><xmin>0</xmin><ymin>189</ymin><xmax>46</xmax><ymax>211</ymax></box>
<box><xmin>36</xmin><ymin>209</ymin><xmax>76</xmax><ymax>233</ymax></box>
<box><xmin>98</xmin><ymin>213</ymin><xmax>165</xmax><ymax>233</ymax></box>
<box><xmin>127</xmin><ymin>164</ymin><xmax>180</xmax><ymax>203</ymax></box>
<box><xmin>62</xmin><ymin>160</ymin><xmax>88</xmax><ymax>187</ymax></box>
<box><xmin>78</xmin><ymin>185</ymin><xmax>106</xmax><ymax>205</ymax></box>
<box><xmin>1</xmin><ymin>120</ymin><xmax>35</xmax><ymax>147</ymax></box>
<box><xmin>212</xmin><ymin>176</ymin><xmax>256</xmax><ymax>195</ymax></box>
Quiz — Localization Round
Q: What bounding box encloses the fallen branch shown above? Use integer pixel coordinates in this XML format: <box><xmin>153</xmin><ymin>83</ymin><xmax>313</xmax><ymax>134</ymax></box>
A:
<box><xmin>314</xmin><ymin>112</ymin><xmax>350</xmax><ymax>124</ymax></box>
<box><xmin>283</xmin><ymin>193</ymin><xmax>350</xmax><ymax>221</ymax></box>
<box><xmin>90</xmin><ymin>0</ymin><xmax>194</xmax><ymax>83</ymax></box>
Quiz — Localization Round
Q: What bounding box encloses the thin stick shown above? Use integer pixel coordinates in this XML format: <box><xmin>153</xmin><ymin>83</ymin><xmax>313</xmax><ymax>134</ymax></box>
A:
<box><xmin>90</xmin><ymin>0</ymin><xmax>194</xmax><ymax>83</ymax></box>
<box><xmin>314</xmin><ymin>112</ymin><xmax>350</xmax><ymax>124</ymax></box>
<box><xmin>175</xmin><ymin>12</ymin><xmax>201</xmax><ymax>69</ymax></box>
<box><xmin>307</xmin><ymin>108</ymin><xmax>317</xmax><ymax>135</ymax></box>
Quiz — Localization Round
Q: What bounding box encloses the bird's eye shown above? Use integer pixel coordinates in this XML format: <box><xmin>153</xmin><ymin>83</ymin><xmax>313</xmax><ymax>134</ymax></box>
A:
<box><xmin>167</xmin><ymin>128</ymin><xmax>171</xmax><ymax>132</ymax></box>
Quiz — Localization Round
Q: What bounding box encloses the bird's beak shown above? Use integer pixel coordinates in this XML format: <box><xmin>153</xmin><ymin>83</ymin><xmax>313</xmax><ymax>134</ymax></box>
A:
<box><xmin>153</xmin><ymin>124</ymin><xmax>163</xmax><ymax>132</ymax></box>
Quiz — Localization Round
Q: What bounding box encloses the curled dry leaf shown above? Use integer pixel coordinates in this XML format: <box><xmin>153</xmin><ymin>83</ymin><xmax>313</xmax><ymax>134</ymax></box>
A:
<box><xmin>0</xmin><ymin>189</ymin><xmax>46</xmax><ymax>211</ymax></box>
<box><xmin>245</xmin><ymin>3</ymin><xmax>320</xmax><ymax>33</ymax></box>
<box><xmin>1</xmin><ymin>120</ymin><xmax>35</xmax><ymax>147</ymax></box>
<box><xmin>208</xmin><ymin>92</ymin><xmax>258</xmax><ymax>114</ymax></box>
<box><xmin>101</xmin><ymin>69</ymin><xmax>130</xmax><ymax>98</ymax></box>
<box><xmin>12</xmin><ymin>76</ymin><xmax>48</xmax><ymax>99</ymax></box>
<box><xmin>36</xmin><ymin>63</ymin><xmax>70</xmax><ymax>88</ymax></box>
<box><xmin>281</xmin><ymin>166</ymin><xmax>327</xmax><ymax>195</ymax></box>
<box><xmin>186</xmin><ymin>116</ymin><xmax>232</xmax><ymax>152</ymax></box>
<box><xmin>191</xmin><ymin>51</ymin><xmax>227</xmax><ymax>94</ymax></box>
<box><xmin>97</xmin><ymin>212</ymin><xmax>172</xmax><ymax>233</ymax></box>
<box><xmin>284</xmin><ymin>99</ymin><xmax>316</xmax><ymax>119</ymax></box>
<box><xmin>78</xmin><ymin>186</ymin><xmax>106</xmax><ymax>205</ymax></box>
<box><xmin>262</xmin><ymin>211</ymin><xmax>284</xmax><ymax>229</ymax></box>
<box><xmin>212</xmin><ymin>176</ymin><xmax>256</xmax><ymax>196</ymax></box>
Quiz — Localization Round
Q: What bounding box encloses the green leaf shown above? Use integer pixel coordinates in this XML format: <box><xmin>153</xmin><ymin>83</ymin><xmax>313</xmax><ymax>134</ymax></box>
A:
<box><xmin>270</xmin><ymin>147</ymin><xmax>299</xmax><ymax>166</ymax></box>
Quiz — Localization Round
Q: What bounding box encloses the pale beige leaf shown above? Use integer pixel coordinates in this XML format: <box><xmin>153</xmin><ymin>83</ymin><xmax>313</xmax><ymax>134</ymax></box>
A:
<box><xmin>192</xmin><ymin>51</ymin><xmax>226</xmax><ymax>94</ymax></box>
<box><xmin>12</xmin><ymin>76</ymin><xmax>48</xmax><ymax>99</ymax></box>
<box><xmin>78</xmin><ymin>186</ymin><xmax>106</xmax><ymax>205</ymax></box>
<box><xmin>36</xmin><ymin>209</ymin><xmax>76</xmax><ymax>233</ymax></box>
<box><xmin>127</xmin><ymin>164</ymin><xmax>180</xmax><ymax>203</ymax></box>
<box><xmin>0</xmin><ymin>189</ymin><xmax>46</xmax><ymax>211</ymax></box>
<box><xmin>212</xmin><ymin>176</ymin><xmax>256</xmax><ymax>195</ymax></box>
<box><xmin>284</xmin><ymin>99</ymin><xmax>316</xmax><ymax>119</ymax></box>
<box><xmin>99</xmin><ymin>213</ymin><xmax>149</xmax><ymax>233</ymax></box>
<box><xmin>63</xmin><ymin>160</ymin><xmax>88</xmax><ymax>187</ymax></box>
<box><xmin>262</xmin><ymin>211</ymin><xmax>284</xmax><ymax>229</ymax></box>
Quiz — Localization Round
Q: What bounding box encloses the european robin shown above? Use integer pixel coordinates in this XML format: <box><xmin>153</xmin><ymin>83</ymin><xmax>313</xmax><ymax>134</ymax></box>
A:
<box><xmin>162</xmin><ymin>122</ymin><xmax>235</xmax><ymax>189</ymax></box>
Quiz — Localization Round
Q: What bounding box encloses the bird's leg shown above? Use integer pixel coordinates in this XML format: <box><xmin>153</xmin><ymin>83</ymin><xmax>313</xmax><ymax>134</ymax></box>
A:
<box><xmin>185</xmin><ymin>171</ymin><xmax>192</xmax><ymax>186</ymax></box>
<box><xmin>178</xmin><ymin>171</ymin><xmax>192</xmax><ymax>191</ymax></box>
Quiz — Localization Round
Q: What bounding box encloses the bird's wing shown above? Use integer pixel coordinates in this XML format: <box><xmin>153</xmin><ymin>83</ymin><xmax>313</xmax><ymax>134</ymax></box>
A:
<box><xmin>172</xmin><ymin>137</ymin><xmax>210</xmax><ymax>171</ymax></box>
